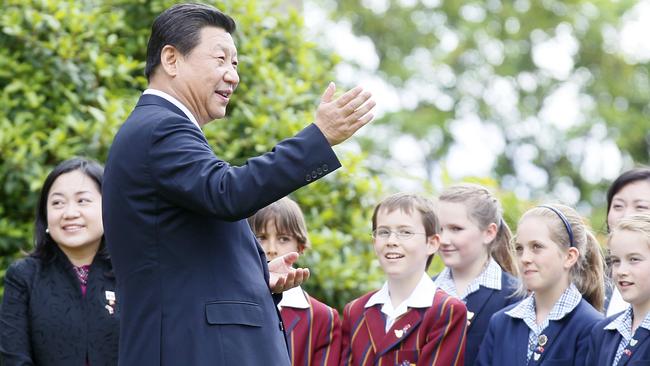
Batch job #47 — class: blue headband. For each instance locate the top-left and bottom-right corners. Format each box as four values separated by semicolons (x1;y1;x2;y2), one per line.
538;205;575;247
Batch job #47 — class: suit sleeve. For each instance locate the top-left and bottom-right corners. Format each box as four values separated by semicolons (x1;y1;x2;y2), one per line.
312;306;342;366
0;262;35;365
421;297;467;366
475;312;499;366
339;303;353;366
149;117;341;220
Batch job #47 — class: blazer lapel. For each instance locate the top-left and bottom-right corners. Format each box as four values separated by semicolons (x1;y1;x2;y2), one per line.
281;307;303;335
618;327;650;366
376;308;423;358
528;320;566;365
364;305;387;355
601;329;622;366
464;287;495;329
512;320;530;366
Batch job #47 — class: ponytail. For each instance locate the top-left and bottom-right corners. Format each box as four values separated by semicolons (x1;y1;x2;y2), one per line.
490;220;519;277
574;231;605;312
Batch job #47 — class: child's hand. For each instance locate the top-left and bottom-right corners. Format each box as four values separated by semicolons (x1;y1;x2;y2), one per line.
268;252;310;293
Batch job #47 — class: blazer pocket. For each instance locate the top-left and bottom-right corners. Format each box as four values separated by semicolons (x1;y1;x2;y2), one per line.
395;350;418;364
205;301;263;327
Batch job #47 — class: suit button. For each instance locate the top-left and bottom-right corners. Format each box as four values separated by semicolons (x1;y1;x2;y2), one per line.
322;164;328;172
305;174;312;182
316;168;322;175
311;171;318;179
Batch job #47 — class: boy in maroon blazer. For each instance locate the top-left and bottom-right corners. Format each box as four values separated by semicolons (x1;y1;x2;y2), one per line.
249;197;341;366
340;193;467;366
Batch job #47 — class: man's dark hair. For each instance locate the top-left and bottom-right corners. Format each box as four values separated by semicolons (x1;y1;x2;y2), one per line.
145;3;236;81
32;157;107;262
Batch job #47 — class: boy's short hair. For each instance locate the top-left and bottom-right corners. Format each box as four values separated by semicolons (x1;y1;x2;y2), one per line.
371;193;440;269
248;197;310;251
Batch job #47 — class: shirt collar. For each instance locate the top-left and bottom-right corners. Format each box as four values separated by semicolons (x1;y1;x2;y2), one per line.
506;283;582;324
143;88;201;131
605;306;650;333
278;286;310;309
366;273;437;309
434;257;503;299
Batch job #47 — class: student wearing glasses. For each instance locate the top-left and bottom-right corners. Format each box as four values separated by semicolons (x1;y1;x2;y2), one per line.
340;193;467;366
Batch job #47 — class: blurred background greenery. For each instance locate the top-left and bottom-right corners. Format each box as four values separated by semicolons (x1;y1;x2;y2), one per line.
1;0;647;311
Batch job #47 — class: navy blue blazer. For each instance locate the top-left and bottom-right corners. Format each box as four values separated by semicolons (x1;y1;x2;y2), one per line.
463;272;522;366
475;299;602;366
586;312;650;366
103;94;341;366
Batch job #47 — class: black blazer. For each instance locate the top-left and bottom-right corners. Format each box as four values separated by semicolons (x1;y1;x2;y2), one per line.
102;94;341;366
0;248;119;366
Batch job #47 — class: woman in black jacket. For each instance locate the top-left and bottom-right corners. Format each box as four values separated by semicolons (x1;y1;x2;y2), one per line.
0;158;119;365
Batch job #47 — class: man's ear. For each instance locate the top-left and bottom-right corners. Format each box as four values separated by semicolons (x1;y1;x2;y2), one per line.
159;45;180;77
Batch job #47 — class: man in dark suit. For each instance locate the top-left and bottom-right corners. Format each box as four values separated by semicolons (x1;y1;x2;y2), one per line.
102;3;374;366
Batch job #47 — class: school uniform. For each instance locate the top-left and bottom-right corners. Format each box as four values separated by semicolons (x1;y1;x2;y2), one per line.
476;284;602;366
586;307;650;366
434;258;521;366
605;285;629;317
340;274;467;366
279;286;341;366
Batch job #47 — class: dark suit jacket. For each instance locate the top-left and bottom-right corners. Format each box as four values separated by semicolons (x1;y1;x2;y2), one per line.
476;299;602;366
586;312;650;366
102;94;340;366
340;289;467;366
281;293;341;366
462;272;522;366
0;248;119;366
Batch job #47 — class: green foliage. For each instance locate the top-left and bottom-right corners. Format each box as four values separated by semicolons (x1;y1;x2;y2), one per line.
0;0;386;308
324;0;650;210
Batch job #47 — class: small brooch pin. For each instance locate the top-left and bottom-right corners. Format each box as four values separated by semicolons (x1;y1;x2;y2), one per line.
538;334;548;347
105;290;116;315
394;324;411;338
630;338;638;347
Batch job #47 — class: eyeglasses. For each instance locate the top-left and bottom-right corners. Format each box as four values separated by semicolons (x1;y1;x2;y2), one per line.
371;228;426;240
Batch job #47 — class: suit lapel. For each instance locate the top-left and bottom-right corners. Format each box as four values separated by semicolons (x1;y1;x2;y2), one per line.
618;327;650;366
465;287;495;329
512;320;530;366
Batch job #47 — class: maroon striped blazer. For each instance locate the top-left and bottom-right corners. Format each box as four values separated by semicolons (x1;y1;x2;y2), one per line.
340;289;467;366
281;293;342;366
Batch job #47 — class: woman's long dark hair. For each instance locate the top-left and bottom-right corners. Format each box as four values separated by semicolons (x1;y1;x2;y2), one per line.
32;157;107;262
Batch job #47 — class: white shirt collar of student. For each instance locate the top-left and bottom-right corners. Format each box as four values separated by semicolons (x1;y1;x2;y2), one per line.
365;273;437;332
143;88;201;131
278;286;310;310
505;283;582;327
434;257;503;299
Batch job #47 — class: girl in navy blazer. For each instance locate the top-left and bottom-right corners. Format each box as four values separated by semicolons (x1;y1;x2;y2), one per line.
433;183;521;366
477;204;604;366
248;197;341;366
0;158;119;366
586;214;650;366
